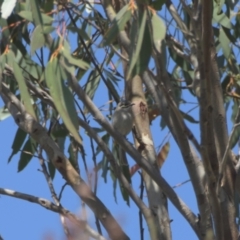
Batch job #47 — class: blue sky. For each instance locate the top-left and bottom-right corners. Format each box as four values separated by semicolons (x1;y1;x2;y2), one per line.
1;0;236;239
0;86;200;240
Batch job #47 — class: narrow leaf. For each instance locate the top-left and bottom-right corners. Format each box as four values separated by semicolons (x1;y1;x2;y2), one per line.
180;110;199;123
101;4;131;46
8;128;27;163
45;59;82;145
18;10;53;24
48;161;56;179
31;25;45;55
12;58;37;120
127;10;147;79
151;13;166;52
30;0;43;26
219;27;231;60
61;46;90;70
18;137;37;172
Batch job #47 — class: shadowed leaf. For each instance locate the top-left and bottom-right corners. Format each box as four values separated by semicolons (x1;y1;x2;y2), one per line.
45;58;82;145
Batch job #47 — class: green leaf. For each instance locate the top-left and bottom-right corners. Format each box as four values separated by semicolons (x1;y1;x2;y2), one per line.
48;161;56;180
18;137;37;172
101;4;131;46
42;0;54;13
57;137;66;152
84;70;101;99
18;10;53;24
67;26;90;41
96;133;110;155
45;58;82;145
18;10;34;21
30;1;43;26
31;25;45;55
180;110;199;124
128;9;151;78
61;42;90;70
42;25;55;34
230;125;240;149
219;27;231;60
11;54;37;120
169;47;192;71
51;124;69;138
111;170;118;203
230;100;240;149
83;69;100;113
150;0;165;10
68;142;76;166
151;13;166;52
213;1;232;29
101;155;109;182
8;128;27;163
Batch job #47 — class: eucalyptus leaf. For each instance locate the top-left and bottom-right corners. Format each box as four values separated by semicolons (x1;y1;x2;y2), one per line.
45;58;82;145
18;137;37;172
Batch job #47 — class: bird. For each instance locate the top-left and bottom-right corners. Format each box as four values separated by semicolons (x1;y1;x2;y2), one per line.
112;101;134;136
112;100;134;176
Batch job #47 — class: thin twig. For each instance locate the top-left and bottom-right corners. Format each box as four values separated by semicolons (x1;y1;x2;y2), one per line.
59;183;68;201
0;188;106;240
218;122;240;191
139;173;144;240
38;148;60;205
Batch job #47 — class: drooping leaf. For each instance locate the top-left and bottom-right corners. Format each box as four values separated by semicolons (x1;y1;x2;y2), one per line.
42;0;54;13
45;58;82;145
96;133;110;155
110;169;118;203
128;9;152;78
83;69;101;113
213;1;232;29
48;161;56;180
67;26;90;41
150;0;166;10
101;155;109;182
68;141;78;169
101;4;132;46
219;27;231;60
18;10;53;24
151;13;166;52
8;128;27;163
230;100;240;149
180;110;199;123
61;43;90;70
18;137;37;172
160;117;167;130
30;0;43;26
31;25;45;55
230;125;240;149
51;123;69;139
42;25;55;34
169;47;192;71
11;54;37;120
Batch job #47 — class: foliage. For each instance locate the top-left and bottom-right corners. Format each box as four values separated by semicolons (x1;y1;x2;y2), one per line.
1;0;240;239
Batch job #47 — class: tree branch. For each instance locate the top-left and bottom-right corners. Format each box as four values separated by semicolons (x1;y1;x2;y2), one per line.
0;83;129;240
0;188;106;240
67;72;201;237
